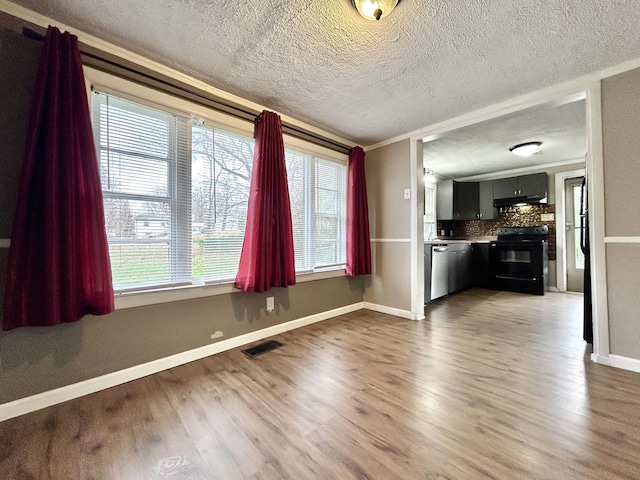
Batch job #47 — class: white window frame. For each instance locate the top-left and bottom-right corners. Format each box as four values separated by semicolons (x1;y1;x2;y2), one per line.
84;67;349;309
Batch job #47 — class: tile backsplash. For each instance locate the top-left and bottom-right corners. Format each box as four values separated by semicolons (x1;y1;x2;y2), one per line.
437;204;556;260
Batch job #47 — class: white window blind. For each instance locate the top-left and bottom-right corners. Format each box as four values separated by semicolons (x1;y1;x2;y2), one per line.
424;184;436;239
92;90;347;293
92;91;191;291
285;150;347;271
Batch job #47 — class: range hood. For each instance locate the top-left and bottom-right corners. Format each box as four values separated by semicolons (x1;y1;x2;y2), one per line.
493;194;547;208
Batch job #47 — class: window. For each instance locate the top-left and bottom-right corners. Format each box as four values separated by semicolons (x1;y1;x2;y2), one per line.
424;183;436;239
286;150;347;271
92;90;346;292
92;93;191;291
572;183;585;270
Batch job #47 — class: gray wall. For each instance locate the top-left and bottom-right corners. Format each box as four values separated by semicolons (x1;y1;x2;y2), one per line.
363;139;412;311
0;27;364;405
602;67;640;360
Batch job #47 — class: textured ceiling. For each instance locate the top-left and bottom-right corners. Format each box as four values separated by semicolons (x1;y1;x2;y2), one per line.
8;0;640;145
424;99;587;179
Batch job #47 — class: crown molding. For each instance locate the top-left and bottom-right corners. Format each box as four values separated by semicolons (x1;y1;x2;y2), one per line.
0;0;355;149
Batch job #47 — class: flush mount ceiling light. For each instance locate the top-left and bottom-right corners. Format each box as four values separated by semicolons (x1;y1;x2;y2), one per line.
351;0;400;21
509;141;542;157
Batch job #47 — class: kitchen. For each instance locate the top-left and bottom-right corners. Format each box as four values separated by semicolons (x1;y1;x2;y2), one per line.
422;97;588;308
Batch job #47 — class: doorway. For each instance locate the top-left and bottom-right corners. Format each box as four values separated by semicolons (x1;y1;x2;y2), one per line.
565;177;585;292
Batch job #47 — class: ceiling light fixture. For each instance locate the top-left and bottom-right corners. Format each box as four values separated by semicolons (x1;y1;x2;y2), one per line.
509;141;542;157
351;0;400;21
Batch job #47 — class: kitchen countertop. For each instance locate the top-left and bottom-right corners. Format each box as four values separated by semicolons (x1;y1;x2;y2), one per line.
424;237;496;245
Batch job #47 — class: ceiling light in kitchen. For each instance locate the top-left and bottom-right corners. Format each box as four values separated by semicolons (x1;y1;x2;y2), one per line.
509;142;542;157
351;0;400;21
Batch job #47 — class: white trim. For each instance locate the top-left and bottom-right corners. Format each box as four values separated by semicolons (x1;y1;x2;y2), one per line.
114;269;348;310
365;51;640;151
554;168;586;292
604;237;640;244
410;137;425;321
0;238;10;248
586;83;610;361
364;302;414;320
591;353;640;374
456;159;585;182
547;286;560;293
609;355;640;373
369;238;411;243
0;302;364;422
590;353;612;366
0;1;354;150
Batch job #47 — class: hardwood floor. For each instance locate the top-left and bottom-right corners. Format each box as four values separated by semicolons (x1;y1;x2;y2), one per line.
2;289;640;479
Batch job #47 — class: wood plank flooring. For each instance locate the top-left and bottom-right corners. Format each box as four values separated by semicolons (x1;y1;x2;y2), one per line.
2;289;640;479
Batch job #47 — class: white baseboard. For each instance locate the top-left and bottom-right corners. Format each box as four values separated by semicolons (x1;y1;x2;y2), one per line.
0;302;364;422
363;302;413;320
590;353;612;365
591;352;640;373
609;354;640;373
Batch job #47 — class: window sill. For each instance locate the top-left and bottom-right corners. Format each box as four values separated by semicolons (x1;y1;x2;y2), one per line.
113;267;347;310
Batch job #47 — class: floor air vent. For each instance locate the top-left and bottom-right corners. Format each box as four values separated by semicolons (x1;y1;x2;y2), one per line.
242;340;284;358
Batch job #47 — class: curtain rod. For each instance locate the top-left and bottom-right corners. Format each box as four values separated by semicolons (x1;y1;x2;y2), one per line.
21;26;354;155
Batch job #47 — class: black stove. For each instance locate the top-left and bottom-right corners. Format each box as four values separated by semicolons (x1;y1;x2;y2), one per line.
496;225;549;241
489;226;549;295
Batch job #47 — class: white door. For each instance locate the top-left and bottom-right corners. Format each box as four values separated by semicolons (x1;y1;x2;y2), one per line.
565;177;585;292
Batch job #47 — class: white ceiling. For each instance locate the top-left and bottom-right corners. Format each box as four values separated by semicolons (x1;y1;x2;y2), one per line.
7;0;640;146
423;99;587;179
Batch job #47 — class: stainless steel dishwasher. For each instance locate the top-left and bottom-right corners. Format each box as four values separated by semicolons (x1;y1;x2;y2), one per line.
430;245;449;300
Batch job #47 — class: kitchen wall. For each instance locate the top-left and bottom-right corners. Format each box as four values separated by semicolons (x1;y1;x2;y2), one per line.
434;164;586;289
438;204;557;260
437;204;558;288
602;66;640;361
0;26;364;405
363;139;412;313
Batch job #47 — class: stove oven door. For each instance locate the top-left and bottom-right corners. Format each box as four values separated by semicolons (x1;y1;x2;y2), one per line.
489;240;546;295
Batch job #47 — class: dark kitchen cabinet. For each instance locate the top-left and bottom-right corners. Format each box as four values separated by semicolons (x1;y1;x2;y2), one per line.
493;173;548;199
473;243;490;287
455;182;479;220
493;177;519;198
447;248;458;293
517;173;548;197
447;243;473;293
426;241;490;303
478;181;495;219
437;180;479;220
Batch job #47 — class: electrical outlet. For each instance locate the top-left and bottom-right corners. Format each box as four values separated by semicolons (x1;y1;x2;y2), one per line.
266;296;274;313
404;188;411;200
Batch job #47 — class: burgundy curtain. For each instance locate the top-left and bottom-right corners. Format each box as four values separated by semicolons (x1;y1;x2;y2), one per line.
346;146;372;276
234;111;296;293
2;26;114;330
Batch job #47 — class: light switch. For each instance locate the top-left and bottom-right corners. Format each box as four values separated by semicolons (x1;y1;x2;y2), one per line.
404;188;411;200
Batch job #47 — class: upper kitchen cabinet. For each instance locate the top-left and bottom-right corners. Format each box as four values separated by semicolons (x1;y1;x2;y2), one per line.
492;177;519;199
493;173;548;202
437;180;479;220
478;181;495;220
517;173;548;197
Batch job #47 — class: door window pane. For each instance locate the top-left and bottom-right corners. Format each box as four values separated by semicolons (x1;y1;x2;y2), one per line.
573;184;585;270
